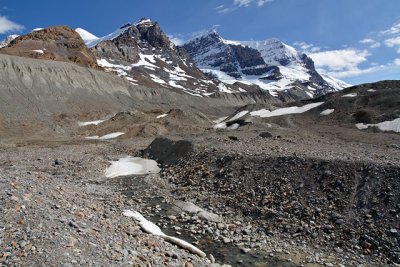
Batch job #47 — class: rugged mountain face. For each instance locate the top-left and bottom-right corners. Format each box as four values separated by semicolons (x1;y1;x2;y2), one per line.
0;26;99;69
183;31;350;98
78;19;222;96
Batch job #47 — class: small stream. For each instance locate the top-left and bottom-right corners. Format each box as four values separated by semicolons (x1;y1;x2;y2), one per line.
108;175;296;267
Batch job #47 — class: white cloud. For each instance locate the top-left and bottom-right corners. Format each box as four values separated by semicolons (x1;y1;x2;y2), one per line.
359;38;380;49
0;15;23;34
218;0;273;12
394;58;400;66
308;48;374;78
309;49;370;71
381;22;400;36
257;0;273;6
234;0;252;7
293;41;321;53
326;66;382;78
217;7;236;13
385;36;400;47
168;34;184;46
381;22;400;53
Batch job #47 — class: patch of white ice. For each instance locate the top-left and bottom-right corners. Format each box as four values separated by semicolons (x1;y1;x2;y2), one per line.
355;118;400;133
105;156;160;178
227;123;240;130
320;109;335;116
156;114;168;119
250;102;324;118
78;120;106;126
86;132;124;140
342;93;357;98
32;49;44;54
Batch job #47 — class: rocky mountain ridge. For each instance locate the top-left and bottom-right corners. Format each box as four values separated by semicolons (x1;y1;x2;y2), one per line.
81;19;222;96
183;31;350;98
0;18;350;100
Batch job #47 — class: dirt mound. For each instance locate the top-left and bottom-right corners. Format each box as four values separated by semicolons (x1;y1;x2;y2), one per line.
143;137;193;166
0;26;99;69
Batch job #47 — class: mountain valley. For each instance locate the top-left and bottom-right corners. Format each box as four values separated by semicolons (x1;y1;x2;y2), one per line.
0;16;399;267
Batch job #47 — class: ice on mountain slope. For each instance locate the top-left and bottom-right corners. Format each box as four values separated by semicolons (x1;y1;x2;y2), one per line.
75;28;99;43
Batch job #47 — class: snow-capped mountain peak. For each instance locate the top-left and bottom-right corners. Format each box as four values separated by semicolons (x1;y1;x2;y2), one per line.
84;24;132;48
135;18;152;25
183;31;349;98
75;28;98;43
0;34;19;48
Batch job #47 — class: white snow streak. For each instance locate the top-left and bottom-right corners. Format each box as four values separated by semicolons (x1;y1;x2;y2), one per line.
320;109;335;116
250;102;324;118
78;120;106;126
85;132;124;140
341;93;357;98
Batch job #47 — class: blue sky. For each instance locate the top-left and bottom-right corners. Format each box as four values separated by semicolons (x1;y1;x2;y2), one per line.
0;0;399;85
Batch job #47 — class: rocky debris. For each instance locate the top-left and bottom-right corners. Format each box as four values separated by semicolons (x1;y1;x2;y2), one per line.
173;201;222;223
259;132;273;138
0;26;99;69
143;137;193;166
0;143;212;267
162;144;400;265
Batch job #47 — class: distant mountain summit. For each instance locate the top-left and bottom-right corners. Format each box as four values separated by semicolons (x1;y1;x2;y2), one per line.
0;34;19;48
76;19;221;96
0;26;99;69
183;31;350;98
